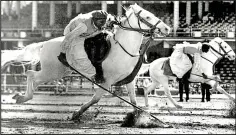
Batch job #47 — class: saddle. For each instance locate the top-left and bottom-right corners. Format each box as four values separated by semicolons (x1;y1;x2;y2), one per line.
162;54;194;78
161;58;175;76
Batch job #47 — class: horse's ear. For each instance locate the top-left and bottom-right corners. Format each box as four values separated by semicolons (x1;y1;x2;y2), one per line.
121;5;128;11
214;37;221;41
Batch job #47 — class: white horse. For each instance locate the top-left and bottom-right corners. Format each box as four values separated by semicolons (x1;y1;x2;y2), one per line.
139;37;235;108
7;4;170;120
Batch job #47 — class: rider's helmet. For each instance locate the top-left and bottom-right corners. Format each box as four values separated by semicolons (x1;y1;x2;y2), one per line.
92;10;108;30
202;43;210;53
201;39;210;53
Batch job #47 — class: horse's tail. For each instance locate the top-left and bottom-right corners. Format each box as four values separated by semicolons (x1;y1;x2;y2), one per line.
137;63;150;76
1;42;44;71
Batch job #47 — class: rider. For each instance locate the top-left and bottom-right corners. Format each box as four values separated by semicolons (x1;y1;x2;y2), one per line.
58;10;113;83
169;41;210;82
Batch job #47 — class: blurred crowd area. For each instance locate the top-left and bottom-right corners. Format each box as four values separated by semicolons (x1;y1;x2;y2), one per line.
1;1;235;37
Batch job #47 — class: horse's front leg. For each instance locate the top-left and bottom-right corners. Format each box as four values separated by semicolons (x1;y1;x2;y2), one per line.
71;86;107;121
126;81;137;109
144;81;158;107
161;78;183;109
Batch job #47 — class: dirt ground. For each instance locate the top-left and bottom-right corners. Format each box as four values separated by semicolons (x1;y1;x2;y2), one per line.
1;92;235;134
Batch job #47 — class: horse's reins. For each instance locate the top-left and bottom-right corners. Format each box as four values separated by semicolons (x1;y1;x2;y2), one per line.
120;9;161;35
115;6;162;34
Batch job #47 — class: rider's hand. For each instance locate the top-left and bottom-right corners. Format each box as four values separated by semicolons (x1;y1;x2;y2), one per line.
104;14;116;29
202;73;208;79
106;20;117;30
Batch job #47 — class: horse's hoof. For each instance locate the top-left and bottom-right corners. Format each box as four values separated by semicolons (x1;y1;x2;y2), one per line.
13;93;25;104
15;96;26;104
71;111;82;122
12;93;20;99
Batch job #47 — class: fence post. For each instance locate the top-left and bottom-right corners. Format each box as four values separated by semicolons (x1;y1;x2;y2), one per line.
41;29;44;37
65;78;69;93
3;74;7;92
80;77;82;89
55;79;58;94
92;81;94;90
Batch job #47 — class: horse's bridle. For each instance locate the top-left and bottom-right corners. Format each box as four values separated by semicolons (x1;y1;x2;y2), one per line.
118;7;163;36
211;41;232;57
202;40;232;64
112;7;164;57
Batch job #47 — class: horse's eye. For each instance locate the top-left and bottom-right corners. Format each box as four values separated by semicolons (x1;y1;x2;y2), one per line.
146;16;151;20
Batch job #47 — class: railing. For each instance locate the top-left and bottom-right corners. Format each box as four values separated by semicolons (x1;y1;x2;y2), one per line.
1;27;235;39
1;28;64;39
1;74;96;94
1;74;235;95
164;27;235;38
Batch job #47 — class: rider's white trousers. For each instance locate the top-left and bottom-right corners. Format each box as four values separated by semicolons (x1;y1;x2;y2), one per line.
66;37;96;77
169;50;192;78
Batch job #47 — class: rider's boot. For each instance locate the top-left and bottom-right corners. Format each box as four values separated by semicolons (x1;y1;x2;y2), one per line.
58;52;70;67
92;63;105;84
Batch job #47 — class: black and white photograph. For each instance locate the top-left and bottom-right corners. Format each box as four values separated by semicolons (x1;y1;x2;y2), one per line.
1;1;235;134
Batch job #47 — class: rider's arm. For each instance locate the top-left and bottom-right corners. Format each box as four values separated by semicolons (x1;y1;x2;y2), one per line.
63;14;86;36
64;22;88;41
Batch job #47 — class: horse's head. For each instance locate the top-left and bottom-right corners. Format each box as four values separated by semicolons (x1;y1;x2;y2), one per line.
123;3;171;37
208;37;235;61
